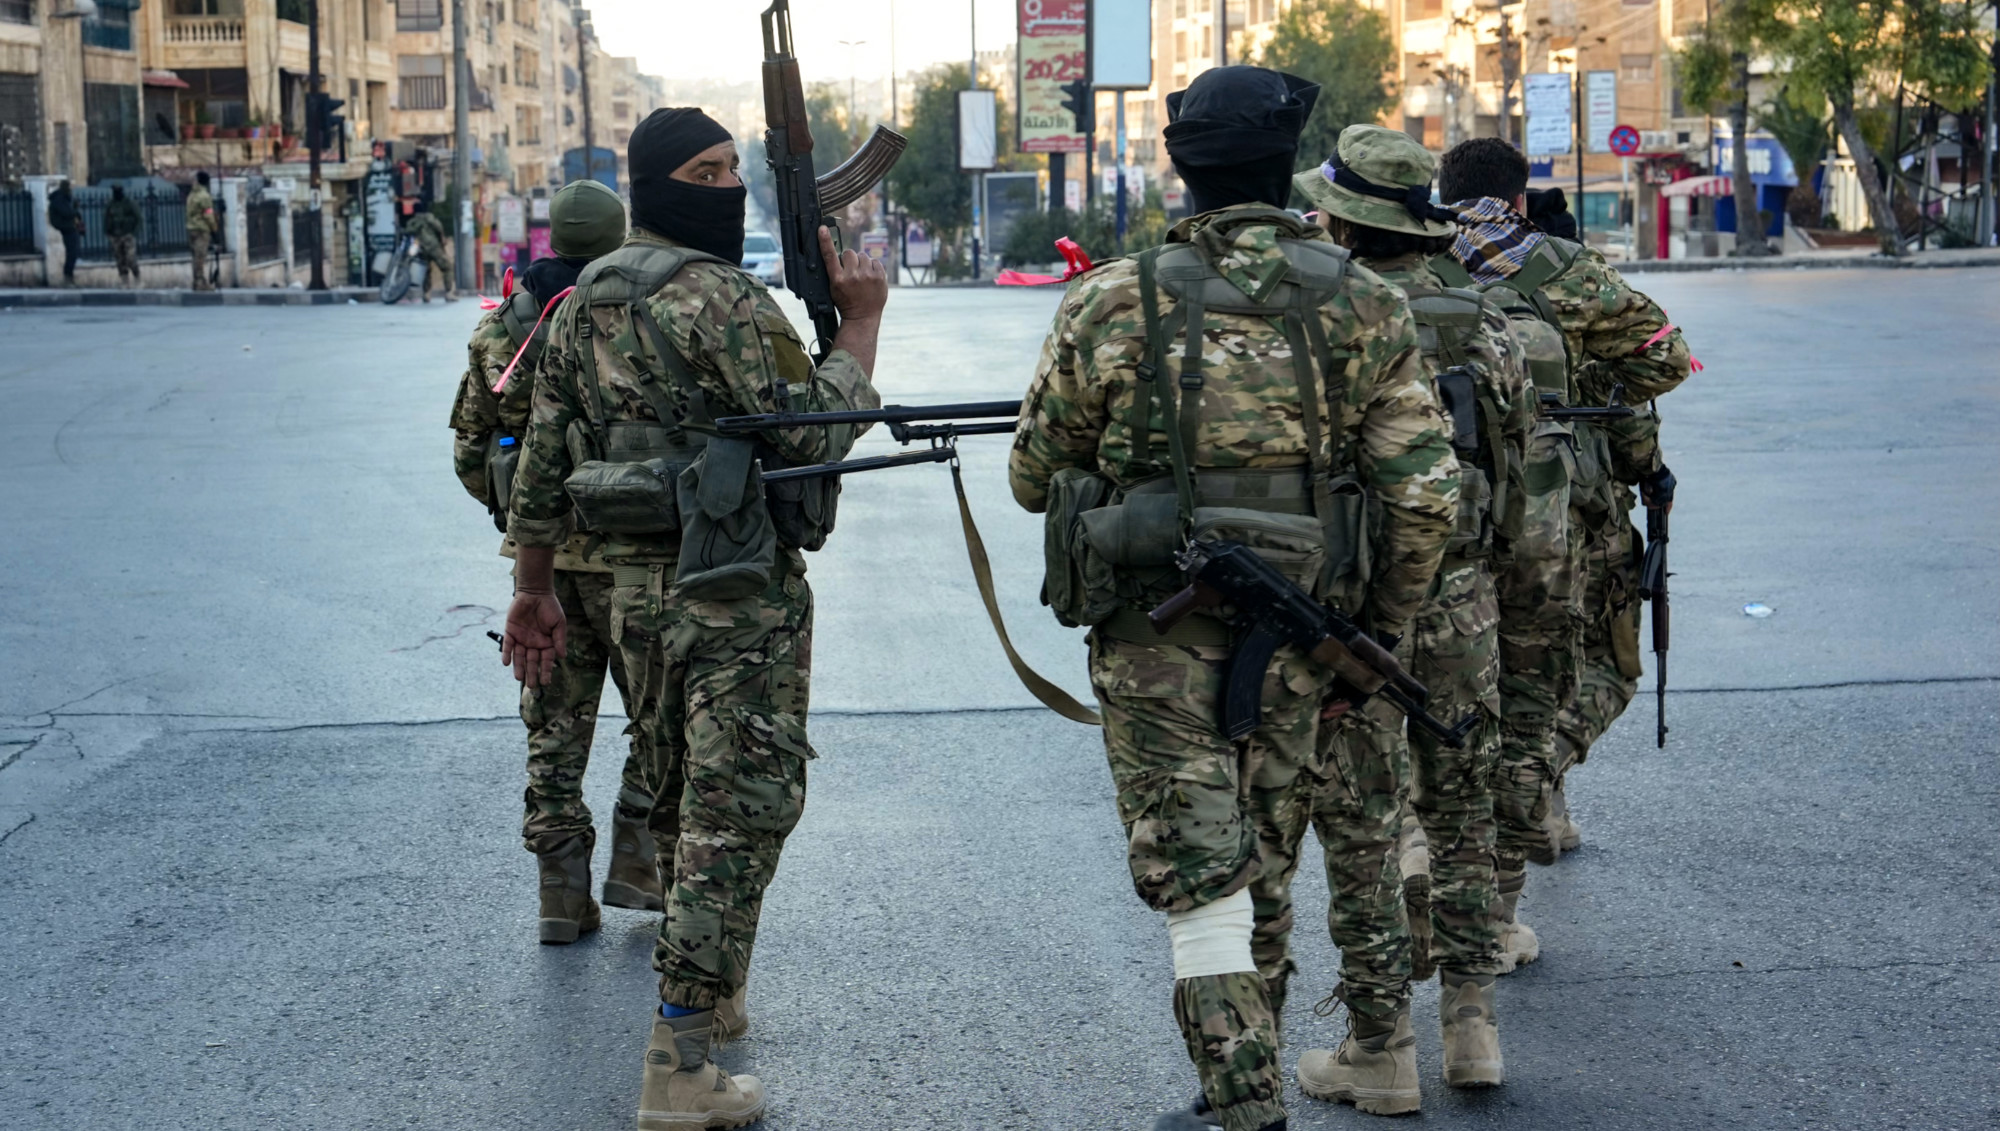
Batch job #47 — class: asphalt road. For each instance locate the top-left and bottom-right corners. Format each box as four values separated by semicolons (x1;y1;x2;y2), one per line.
1;267;1996;1130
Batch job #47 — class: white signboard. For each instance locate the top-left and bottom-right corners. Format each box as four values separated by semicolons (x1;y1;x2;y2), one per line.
1523;72;1573;157
1585;71;1618;154
1091;0;1154;90
496;196;527;244
958;89;999;171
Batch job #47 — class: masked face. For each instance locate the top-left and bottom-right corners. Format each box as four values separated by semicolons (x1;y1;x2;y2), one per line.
631;140;748;265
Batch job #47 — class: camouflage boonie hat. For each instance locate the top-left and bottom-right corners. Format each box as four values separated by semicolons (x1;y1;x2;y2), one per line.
1294;124;1456;239
550;178;628;259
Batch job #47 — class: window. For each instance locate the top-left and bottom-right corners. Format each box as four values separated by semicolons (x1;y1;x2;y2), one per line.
396;0;442;32
84;0;137;50
1405;0;1443;18
1620;53;1655;82
0;0;32;27
515;104;541;145
398;55;447;110
173;0;244;13
743;234;778;254
515;46;540;89
514;0;535;28
612;101;630;121
276;0;308;23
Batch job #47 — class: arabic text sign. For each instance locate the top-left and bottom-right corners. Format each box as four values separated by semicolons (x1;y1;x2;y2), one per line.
1018;0;1088;154
1585;71;1617;154
1523;72;1573;158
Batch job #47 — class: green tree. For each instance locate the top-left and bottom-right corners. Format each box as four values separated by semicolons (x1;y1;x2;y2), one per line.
807;83;858;170
1688;0;1991;256
1677;19;1776;255
1759;86;1834;225
886;65;973;274
1253;0;1399;202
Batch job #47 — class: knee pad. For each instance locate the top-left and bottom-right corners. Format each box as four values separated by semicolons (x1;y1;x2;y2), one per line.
1166;886;1257;980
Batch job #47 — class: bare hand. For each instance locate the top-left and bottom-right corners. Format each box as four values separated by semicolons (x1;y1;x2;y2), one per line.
1320;700;1353;723
501;590;567;688
821;226;888;323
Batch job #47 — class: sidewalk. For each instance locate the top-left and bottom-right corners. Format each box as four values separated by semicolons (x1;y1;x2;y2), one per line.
0;286;380;308
1618;245;2000;273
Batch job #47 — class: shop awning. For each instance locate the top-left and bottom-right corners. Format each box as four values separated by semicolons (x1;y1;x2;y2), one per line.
143;70;190;89
1659;174;1732;198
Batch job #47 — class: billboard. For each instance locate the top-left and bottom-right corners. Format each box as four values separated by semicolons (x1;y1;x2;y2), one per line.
1585;71;1617;154
959;89;1000;171
1017;0;1088;154
1091;0;1152;90
1523;72;1573;158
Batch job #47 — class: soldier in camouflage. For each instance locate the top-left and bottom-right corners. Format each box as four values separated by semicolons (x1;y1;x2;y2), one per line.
1435;138;1691;965
448;178;655;947
1010;70;1458;1131
1291;124;1567;1109
502;108;886;1130
404;205;454;302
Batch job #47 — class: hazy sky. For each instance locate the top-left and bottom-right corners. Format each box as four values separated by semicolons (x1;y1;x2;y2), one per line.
586;1;1020;87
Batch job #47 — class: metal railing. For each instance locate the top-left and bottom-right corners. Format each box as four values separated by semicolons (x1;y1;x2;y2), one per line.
70;187;207;260
0;188;32;255
246;198;282;263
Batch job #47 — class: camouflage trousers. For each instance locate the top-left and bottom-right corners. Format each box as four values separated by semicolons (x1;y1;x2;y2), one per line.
520;568;653;856
1308;693;1413;1027
1385;558;1505;977
1554;513;1643;779
614;562;814;1012
111;235;139;283
418;240;453;297
188;231;214;290
1090;631;1325;1131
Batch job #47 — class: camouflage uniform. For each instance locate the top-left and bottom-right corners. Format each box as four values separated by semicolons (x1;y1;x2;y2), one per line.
1010;206;1458;1131
508;229;878;1010
1327;253;1546;983
407;210;453;298
449;307;654;858
1442;221;1690;873
186;185;217;291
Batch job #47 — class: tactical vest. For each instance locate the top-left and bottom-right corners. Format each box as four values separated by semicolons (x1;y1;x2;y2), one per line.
1402;283;1509;560
478;290;551;533
559;243;839;600
1044;228;1374;643
1430;237;1617;523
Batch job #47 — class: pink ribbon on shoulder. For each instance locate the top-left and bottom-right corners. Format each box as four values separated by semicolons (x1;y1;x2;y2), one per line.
1638;323;1704;373
490;285;576;394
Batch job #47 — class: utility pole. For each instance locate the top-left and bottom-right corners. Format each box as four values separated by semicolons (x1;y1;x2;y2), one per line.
306;0;326;290
1983;0;1998;246
969;0;982;280
451;0;472;292
838;40;868;132
1115;92;1128;247
1497;13;1518;145
1217;0;1228;67
575;6;595;181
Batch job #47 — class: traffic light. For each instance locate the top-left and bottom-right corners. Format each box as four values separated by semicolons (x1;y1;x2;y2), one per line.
1059;79;1094;138
306;92;346;151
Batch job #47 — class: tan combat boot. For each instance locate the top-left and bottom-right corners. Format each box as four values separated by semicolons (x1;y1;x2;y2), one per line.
637;1009;765;1130
1550;784;1582;854
1439;973;1504;1087
1297;1006;1421;1116
1493;869;1540;974
711;987;749;1045
536;834;601;945
604;813;666;911
1400;820;1434;984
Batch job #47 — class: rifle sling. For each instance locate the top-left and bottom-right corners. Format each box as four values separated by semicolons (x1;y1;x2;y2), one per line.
949;463;1102;726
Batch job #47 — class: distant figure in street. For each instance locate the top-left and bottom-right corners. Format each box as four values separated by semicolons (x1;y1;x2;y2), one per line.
403;205;453;301
105;185;142;288
46;180;82;287
186;172;217;292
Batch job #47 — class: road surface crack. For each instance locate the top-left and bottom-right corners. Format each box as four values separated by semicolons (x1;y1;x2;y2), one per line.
389;605;499;653
0;813;34;845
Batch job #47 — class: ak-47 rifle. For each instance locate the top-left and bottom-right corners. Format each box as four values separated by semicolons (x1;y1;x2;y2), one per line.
1150;540;1480;747
1540;382;1636;424
762;0;908;365
713;400;1022;483
1637;467;1674;748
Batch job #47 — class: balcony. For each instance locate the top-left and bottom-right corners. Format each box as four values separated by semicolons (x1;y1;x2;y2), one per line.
164;17;246;70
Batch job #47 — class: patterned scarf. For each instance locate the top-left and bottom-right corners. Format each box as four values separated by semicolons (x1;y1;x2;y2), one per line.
1448;196;1546;284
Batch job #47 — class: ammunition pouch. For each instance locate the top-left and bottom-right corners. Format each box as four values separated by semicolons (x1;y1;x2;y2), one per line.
486;433;522;533
1041;468;1119;628
675;436;779;601
564;459;683;535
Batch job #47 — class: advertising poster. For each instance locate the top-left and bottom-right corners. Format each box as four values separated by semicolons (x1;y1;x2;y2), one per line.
1018;0;1089;154
1586;71;1618;154
1523;72;1574;157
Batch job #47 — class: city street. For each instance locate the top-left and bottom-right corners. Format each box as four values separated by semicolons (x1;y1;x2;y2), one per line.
1;267;1996;1130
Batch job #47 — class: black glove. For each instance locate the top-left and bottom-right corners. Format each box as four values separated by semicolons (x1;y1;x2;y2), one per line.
1640;465;1677;509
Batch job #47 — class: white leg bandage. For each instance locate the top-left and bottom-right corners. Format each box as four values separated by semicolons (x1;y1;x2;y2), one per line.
1165;886;1258;980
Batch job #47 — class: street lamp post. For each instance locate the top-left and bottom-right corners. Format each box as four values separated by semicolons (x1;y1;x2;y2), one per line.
307;0;325;290
451;0;472;292
837;40;868;133
574;5;595;181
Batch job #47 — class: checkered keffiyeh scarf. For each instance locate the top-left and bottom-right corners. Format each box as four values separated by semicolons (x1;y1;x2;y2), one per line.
1449;196;1546;284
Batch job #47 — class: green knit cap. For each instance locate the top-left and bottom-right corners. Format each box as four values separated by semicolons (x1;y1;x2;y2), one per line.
549;179;627;259
1294;124;1456;238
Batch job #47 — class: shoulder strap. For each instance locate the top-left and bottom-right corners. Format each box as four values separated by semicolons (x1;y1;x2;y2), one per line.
1428;253;1476;289
1133;248;1168;471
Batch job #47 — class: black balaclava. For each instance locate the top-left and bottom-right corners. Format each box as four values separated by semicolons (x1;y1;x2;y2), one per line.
519;255;592;308
1165;66;1320;215
628;107;746;265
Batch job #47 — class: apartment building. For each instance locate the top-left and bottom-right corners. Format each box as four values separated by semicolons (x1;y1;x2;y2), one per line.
2;0;143;184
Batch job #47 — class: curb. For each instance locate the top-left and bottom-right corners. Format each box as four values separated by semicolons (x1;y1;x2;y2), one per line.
1617;250;2000;274
0;287;382;308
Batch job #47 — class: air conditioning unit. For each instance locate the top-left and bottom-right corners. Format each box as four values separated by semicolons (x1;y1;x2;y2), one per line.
1639;130;1674;152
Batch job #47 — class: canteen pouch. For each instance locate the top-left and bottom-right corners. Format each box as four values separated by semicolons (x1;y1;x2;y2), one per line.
1079;490;1181;568
765;467;841;552
486;434;522;532
563;459;682;535
675;436;778;601
1041;467;1119;628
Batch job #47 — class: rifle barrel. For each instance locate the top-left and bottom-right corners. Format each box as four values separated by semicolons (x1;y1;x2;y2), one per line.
718;400;1022;433
761;446;957;483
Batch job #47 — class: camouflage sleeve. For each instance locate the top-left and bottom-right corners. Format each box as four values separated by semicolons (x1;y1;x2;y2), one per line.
1551;252;1690;483
505;297;586;548
1008;273;1117;513
669;272;880;467
1349;301;1460;637
449;313;517;507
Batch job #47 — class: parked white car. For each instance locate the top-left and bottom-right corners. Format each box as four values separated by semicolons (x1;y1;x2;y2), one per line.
742;231;783;286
